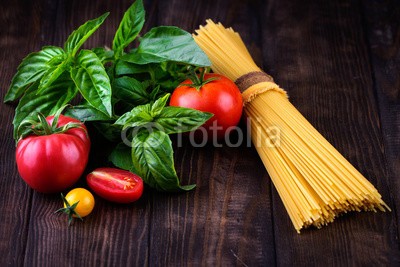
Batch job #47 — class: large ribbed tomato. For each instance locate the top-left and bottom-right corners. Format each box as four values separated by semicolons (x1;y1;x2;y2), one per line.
170;72;243;139
16;114;90;193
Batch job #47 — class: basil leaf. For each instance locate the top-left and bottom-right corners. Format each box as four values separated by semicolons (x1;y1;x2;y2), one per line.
37;57;70;94
114;93;169;127
65;104;113;121
114;61;186;94
131;129;195;192
113;76;149;105
4;46;65;102
112;0;145;57
148;84;163;100
93;122;123;142
155;106;213;134
70;49;113;117
114;104;152;127
150;93;169;116
114;59;150;76
91;47;114;63
121;26;211;66
109;143;133;171
153;62;188;91
64;12;109;56
13;74;77;139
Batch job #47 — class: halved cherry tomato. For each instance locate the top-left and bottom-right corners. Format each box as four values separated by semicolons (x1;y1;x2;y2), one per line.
86;168;144;204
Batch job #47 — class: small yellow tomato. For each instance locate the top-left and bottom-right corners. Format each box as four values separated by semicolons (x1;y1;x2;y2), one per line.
56;188;95;225
64;188;95;217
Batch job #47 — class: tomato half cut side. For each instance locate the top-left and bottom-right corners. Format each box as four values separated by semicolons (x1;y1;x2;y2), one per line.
86;168;144;204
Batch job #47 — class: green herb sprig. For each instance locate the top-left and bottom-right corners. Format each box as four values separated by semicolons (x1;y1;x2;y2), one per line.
4;0;211;192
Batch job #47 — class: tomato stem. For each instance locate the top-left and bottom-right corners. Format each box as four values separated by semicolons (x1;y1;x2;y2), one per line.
16;105;87;143
182;67;219;91
55;193;83;226
37;112;53;135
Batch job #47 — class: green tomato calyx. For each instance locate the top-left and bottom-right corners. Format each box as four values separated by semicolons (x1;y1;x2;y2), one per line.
16;105;87;143
181;67;219;91
55;193;83;226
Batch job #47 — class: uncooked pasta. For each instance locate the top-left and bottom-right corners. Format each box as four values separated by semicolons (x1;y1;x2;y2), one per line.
194;20;389;233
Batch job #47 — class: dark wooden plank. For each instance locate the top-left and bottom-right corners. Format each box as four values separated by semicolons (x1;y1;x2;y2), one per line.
148;0;277;266
149;142;275;266
0;0;48;265
361;0;400;236
260;0;400;265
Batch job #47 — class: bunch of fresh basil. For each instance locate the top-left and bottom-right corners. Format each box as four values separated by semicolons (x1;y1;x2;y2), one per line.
4;0;212;192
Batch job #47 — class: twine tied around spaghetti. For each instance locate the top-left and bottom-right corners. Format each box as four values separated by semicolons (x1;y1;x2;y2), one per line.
235;71;288;105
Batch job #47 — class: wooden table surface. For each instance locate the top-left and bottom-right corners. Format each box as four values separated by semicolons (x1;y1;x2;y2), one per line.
1;0;399;266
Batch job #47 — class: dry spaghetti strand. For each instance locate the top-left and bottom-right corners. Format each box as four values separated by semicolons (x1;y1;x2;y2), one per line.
194;20;390;233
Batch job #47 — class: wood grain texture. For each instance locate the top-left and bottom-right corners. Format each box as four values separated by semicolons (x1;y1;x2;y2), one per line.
260;0;400;265
0;1;42;265
0;0;399;266
361;0;400;235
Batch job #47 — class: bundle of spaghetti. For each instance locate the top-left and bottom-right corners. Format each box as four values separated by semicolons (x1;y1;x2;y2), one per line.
194;20;390;233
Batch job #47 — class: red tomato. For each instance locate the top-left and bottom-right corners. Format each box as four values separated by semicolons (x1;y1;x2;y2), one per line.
86;168;144;204
16;115;90;193
170;73;243;139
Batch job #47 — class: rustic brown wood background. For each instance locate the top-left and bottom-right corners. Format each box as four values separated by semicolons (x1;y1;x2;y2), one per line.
1;0;399;266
